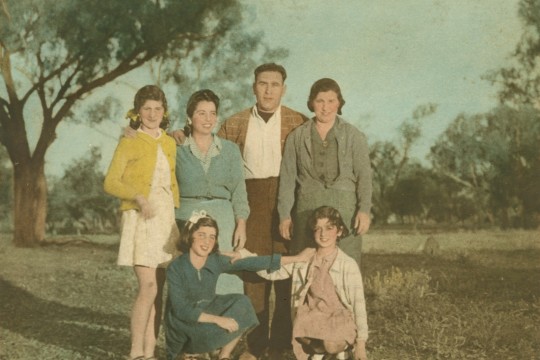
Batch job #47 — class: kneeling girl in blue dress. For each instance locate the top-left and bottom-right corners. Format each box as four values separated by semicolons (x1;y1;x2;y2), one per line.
165;211;312;360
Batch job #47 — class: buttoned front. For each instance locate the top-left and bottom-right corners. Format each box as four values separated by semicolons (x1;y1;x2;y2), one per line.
104;129;179;211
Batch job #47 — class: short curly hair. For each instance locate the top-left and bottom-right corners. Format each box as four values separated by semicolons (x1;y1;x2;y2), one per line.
309;206;349;241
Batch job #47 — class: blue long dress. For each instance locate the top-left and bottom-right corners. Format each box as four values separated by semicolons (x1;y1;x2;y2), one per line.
175;136;249;294
165;253;281;360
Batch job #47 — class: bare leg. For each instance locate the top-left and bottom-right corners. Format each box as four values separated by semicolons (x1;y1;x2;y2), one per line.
218;335;242;359
143;268;165;358
130;266;164;359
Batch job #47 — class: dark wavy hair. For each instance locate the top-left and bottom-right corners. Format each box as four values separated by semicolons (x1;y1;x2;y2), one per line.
129;85;170;130
307;78;346;115
183;89;220;137
253;63;287;83
179;215;219;253
309;206;349;241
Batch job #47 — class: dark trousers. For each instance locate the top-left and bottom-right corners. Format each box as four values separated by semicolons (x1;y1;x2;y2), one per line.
243;178;292;356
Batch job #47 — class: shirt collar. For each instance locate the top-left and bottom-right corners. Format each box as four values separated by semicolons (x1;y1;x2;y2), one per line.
251;104;282;122
184;135;222;150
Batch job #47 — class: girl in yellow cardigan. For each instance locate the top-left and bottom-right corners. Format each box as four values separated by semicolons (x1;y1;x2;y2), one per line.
104;85;180;360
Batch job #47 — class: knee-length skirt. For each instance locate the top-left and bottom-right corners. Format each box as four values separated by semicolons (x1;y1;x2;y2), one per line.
117;186;180;268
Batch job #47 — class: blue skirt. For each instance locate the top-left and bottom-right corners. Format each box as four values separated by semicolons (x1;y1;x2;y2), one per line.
166;293;259;359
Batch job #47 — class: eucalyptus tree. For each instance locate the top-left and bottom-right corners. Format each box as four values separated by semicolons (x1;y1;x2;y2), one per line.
487;0;540;106
369;103;437;224
429;106;540;228
48;147;117;235
0;0;253;246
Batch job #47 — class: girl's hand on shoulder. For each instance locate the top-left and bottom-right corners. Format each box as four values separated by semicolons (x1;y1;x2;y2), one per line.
215;316;239;333
280;247;315;265
220;250;242;264
297;247;316;262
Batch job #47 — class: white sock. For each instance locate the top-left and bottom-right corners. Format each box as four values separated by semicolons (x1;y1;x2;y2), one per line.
336;350;350;359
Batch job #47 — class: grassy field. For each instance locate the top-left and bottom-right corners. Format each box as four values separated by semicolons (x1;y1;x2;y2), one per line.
0;230;539;360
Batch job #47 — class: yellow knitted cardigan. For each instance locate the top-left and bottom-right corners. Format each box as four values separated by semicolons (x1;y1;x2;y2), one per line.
104;130;180;211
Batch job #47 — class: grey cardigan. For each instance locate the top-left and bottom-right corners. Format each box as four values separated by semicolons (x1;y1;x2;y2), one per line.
277;117;372;221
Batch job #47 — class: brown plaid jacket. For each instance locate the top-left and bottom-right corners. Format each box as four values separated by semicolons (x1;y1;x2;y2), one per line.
217;105;308;154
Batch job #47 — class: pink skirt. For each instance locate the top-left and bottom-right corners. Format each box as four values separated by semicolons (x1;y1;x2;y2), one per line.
293;304;356;344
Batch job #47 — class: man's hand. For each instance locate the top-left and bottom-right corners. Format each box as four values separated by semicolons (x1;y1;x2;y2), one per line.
354;211;371;235
279;218;293;240
233;219;247;250
124;126;137;138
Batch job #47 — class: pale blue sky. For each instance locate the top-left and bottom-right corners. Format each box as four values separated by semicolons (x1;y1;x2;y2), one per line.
44;0;522;176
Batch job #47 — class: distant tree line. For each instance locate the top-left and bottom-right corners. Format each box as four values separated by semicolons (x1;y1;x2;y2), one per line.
371;105;540;229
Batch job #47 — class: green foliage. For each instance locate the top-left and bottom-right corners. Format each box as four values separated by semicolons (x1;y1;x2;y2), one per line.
485;0;540;105
1;0;218;84
154;5;289;122
369;104;437;225
370;141;399;224
430;105;540;228
1;0;284;245
387;164;440;224
47;147;118;234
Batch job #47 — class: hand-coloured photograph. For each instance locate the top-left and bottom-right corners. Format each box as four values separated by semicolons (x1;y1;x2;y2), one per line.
1;1;538;359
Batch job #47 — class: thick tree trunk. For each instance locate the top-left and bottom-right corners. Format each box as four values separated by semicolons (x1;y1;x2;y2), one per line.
13;160;47;247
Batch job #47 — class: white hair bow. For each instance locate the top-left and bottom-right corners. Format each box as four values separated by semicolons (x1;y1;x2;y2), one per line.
188;210;208;225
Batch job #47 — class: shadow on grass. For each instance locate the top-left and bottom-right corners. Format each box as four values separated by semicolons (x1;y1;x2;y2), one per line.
0;277;129;359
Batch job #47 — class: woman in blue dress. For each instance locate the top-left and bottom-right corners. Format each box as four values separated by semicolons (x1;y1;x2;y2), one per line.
165;211;312;360
175;89;248;294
